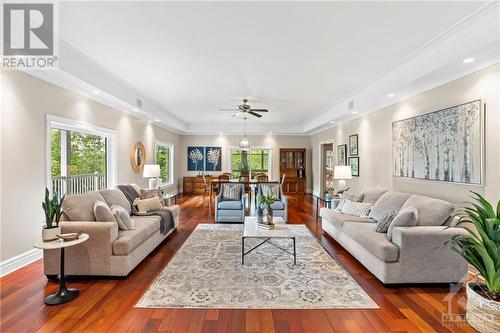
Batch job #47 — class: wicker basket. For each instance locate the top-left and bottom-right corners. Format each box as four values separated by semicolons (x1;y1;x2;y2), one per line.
466;281;500;333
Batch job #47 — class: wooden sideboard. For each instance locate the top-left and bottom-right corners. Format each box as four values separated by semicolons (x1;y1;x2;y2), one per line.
182;176;215;194
280;148;306;194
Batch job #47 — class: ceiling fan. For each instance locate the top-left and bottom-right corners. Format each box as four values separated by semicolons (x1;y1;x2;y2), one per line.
219;98;269;118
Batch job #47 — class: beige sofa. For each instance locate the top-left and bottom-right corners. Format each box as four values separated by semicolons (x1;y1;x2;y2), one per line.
43;184;180;277
320;187;468;284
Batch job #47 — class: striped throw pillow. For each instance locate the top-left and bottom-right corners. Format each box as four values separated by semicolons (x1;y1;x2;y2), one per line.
223;184;241;200
341;200;372;217
261;185;280;199
375;212;396;233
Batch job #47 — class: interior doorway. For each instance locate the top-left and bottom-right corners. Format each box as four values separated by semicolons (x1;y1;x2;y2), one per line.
319;142;334;195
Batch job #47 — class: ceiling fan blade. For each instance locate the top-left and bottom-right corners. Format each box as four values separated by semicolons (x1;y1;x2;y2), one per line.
250;109;269;112
248;111;262;118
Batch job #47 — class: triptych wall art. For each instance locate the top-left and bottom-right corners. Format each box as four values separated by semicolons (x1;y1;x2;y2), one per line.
392;100;482;184
187;146;222;171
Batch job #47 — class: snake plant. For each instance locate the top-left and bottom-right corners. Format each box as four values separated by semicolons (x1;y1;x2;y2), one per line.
42;188;65;229
447;191;500;300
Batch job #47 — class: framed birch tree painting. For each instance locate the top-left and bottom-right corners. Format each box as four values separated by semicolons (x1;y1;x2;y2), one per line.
392;100;482;184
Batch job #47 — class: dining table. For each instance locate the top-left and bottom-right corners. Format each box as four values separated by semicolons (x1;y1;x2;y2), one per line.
209;179;280;205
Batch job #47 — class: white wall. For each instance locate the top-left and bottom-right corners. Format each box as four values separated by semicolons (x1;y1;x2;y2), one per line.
180;135;312;191
311;64;500;204
1;71;181;263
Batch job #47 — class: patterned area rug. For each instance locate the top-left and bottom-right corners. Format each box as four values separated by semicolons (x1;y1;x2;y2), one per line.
136;224;378;309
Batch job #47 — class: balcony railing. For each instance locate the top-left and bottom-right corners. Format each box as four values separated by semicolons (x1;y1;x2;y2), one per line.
52;172;106;196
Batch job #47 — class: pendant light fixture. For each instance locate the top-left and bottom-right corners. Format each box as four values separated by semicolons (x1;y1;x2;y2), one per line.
239;117;250;151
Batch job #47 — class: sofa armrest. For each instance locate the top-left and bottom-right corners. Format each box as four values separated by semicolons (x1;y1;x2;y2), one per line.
60;221;119;245
160;205;180;227
392;226;468;282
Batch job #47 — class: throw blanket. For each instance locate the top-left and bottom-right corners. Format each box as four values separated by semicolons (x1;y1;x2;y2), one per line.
117;185;174;235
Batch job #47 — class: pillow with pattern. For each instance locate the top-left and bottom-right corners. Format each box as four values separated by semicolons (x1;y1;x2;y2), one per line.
335;193;363;211
375;211;396;233
140;188;163;201
223;184;241;200
341;199;372;217
133;196;164;213
261;185;280;199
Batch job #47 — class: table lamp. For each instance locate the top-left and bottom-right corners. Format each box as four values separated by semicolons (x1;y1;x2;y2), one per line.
334;165;352;190
143;164;161;189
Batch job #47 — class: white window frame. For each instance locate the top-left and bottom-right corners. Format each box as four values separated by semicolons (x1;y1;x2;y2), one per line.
228;147;273;179
155;140;174;186
45;114;117;192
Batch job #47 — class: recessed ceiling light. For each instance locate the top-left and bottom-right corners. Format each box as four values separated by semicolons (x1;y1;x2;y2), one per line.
155;119;160;122
93;90;100;95
387;94;396;98
330;121;335;124
219;131;223;135
268;131;272;135
352;111;358;114
463;58;474;63
133;108;138;112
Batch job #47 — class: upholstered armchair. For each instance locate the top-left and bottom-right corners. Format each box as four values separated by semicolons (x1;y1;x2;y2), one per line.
257;183;288;223
215;183;245;223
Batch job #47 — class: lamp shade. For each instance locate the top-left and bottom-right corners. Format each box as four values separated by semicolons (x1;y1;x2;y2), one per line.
334;166;352;179
239;138;250;151
143;164;160;178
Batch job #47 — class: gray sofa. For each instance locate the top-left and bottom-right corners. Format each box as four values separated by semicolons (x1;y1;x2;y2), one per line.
43;184;180;277
320;187;468;284
215;183;245;223
257;183;288;222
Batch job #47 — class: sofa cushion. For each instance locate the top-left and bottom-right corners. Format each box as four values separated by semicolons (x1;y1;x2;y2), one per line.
375;212;396;233
341;200;372;217
218;200;243;210
94;200;116;222
387;206;418;241
369;191;412;221
223;184;241;200
270;201;285;210
401;194;454;226
343;222;399;262
133;196;163;213
112;217;160;255
361;187;388;204
335;193;363;211
100;188;132;215
261;184;281;199
320;208;374;228
63;192;105;221
111;205;135;230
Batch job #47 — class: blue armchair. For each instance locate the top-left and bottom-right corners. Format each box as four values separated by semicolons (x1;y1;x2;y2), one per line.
215;183;245;223
257;183;288;223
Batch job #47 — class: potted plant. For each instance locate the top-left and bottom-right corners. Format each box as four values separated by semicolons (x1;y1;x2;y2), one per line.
42;188;65;241
446;191;499;333
258;193;276;224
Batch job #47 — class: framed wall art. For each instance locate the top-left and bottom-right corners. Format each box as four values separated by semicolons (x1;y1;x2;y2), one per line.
349;156;359;177
187;146;205;171
205;147;222;171
349;134;358;156
337;144;347;166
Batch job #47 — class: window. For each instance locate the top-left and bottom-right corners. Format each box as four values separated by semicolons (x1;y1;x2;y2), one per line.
47;115;116;196
155;141;174;185
230;148;271;178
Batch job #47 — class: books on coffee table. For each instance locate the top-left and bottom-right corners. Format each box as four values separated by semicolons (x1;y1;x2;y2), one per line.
257;223;275;230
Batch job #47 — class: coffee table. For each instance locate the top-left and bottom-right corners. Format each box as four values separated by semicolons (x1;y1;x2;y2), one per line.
33;233;89;305
242;216;297;265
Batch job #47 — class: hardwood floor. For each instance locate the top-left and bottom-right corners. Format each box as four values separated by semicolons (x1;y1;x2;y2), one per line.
0;194;475;333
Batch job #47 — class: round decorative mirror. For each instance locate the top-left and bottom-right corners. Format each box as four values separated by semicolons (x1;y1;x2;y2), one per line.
130;142;146;173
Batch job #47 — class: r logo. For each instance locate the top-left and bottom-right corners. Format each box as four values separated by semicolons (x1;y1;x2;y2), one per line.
3;3;53;56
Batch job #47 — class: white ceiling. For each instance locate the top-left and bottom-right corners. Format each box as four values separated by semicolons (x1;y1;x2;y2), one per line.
49;1;498;134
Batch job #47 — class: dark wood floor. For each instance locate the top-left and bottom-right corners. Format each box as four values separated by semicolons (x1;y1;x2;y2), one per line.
0;194;475;333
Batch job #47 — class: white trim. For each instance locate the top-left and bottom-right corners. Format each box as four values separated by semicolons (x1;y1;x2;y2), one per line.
155;140;175;187
45;114;118;192
0;249;42;277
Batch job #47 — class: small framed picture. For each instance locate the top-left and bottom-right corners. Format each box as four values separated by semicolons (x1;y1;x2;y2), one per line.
337;144;347;166
349;156;359;177
349;134;358;156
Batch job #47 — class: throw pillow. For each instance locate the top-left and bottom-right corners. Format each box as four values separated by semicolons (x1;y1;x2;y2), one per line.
93;200;116;222
335;193;363;211
386;206;418;241
223;184;241;200
261;185;280;199
375;211;396;233
111;205;136;230
341;200;372;217
140;188;163;201
133;196;164;213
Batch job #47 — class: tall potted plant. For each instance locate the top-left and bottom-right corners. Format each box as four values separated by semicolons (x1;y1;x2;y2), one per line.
447;192;499;333
42;188;65;241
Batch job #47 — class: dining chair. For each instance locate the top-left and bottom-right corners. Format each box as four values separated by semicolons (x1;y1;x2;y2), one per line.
256;173;268;182
239;175;251;197
201;174;210;204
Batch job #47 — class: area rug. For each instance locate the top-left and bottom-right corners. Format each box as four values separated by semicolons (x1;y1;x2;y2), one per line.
136;224;378;309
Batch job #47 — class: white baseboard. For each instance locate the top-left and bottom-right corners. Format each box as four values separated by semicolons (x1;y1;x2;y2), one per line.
0;248;43;277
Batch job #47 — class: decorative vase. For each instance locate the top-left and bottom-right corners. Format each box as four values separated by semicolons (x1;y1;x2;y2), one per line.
42;225;61;242
262;205;273;224
466;281;500;333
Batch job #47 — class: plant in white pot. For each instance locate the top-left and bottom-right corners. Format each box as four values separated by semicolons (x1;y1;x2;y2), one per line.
42;188;65;241
447;192;499;333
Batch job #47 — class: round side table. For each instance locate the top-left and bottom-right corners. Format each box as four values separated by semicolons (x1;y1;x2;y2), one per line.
33;233;89;305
